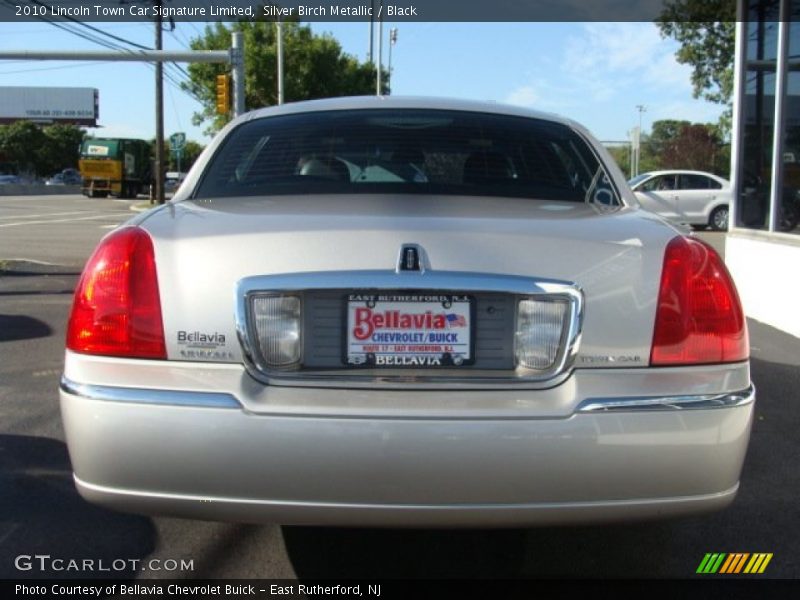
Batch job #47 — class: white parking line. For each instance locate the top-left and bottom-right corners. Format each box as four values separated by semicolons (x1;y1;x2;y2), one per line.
0;210;89;221
0;214;127;228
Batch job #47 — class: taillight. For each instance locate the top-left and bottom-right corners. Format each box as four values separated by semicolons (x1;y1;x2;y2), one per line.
67;227;166;359
651;236;747;366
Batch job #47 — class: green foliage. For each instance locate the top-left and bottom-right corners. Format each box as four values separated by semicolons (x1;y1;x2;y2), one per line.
184;21;386;135
605;145;631;178
171;140;205;172
642;119;730;175
657;0;736;134
0;121;84;176
657;1;735;104
648;119;692;159
0;121;44;173
40;124;86;174
148;138;205;173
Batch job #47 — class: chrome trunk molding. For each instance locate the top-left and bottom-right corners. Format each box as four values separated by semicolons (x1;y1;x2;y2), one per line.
235;269;584;390
577;384;755;412
60;376;242;409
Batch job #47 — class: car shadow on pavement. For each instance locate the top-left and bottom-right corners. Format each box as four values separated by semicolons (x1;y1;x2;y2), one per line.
282;522;686;578
283;354;798;579
0;434;157;579
0;314;53;342
282;526;528;578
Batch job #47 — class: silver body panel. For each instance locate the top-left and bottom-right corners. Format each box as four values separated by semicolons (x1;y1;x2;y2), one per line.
60;364;753;526
61;97;754;525
143;195;674;371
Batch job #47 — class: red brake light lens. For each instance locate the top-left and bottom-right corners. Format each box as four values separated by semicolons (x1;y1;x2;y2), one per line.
67;227;166;359
651;236;748;366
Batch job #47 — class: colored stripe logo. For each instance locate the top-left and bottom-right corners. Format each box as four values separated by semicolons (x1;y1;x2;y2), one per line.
696;553;773;574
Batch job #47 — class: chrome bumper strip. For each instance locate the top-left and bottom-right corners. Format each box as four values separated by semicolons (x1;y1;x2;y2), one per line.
60;377;242;409
577;384;755;413
62;376;754;414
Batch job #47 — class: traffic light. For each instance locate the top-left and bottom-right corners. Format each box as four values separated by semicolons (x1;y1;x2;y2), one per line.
215;74;231;115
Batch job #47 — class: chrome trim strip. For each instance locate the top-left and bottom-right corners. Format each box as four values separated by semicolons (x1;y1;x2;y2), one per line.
74;474;739;511
235;269;584;390
60;376;242;409
577;384;755;413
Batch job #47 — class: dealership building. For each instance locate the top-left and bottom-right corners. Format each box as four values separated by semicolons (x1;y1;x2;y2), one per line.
727;0;800;337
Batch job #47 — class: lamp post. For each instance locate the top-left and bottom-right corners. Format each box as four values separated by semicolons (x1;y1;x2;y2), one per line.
635;105;647;176
276;19;284;105
376;2;384;95
388;28;398;88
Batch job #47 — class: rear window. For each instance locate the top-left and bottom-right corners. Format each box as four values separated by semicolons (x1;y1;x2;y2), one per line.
195;109;619;205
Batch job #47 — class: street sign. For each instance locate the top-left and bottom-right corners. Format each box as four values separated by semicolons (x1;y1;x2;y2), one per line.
169;132;186;151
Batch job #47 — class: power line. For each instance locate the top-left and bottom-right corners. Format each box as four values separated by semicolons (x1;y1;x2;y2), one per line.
24;0;151;50
0;61;116;75
4;0;201;101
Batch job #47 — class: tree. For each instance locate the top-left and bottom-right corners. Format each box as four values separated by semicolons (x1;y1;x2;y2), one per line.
170;140;204;173
0;122;84;176
661;123;723;172
648;119;691;158
40;124;85;174
657;0;736;105
636;119;729;175
0;121;45;174
148;139;206;174
657;1;736;132
184;21;386;134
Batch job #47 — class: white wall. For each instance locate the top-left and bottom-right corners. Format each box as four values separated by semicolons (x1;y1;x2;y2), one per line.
726;233;800;339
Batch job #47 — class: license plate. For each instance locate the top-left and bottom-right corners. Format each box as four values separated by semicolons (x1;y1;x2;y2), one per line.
346;293;473;367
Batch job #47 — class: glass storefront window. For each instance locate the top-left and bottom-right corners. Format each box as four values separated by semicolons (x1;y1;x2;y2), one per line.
738;7;777;231
782;12;800;235
735;0;800;233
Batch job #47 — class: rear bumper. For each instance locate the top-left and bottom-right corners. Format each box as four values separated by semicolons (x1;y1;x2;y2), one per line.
60;377;754;526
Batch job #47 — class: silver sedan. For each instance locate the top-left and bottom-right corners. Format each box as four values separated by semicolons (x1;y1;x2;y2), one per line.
629;170;732;231
60;97;754;526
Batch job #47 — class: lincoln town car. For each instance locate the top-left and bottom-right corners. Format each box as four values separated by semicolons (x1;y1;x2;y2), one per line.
60;97;754;526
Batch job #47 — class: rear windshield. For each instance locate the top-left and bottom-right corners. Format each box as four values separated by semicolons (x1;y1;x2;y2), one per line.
195;109;619;205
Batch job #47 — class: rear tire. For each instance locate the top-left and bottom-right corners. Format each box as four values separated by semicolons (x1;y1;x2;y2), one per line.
709;205;729;231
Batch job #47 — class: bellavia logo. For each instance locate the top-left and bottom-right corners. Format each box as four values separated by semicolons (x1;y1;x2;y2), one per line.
696;553;773;574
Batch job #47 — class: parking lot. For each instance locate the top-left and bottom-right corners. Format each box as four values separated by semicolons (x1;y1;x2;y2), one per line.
1;194;798;580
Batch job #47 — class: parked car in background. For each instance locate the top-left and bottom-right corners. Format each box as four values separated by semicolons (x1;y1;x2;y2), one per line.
46;169;82;186
164;171;187;192
0;174;21;185
628;170;731;231
61;97;754;527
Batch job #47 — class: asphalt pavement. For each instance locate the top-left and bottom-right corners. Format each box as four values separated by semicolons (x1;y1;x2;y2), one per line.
1;194;798;581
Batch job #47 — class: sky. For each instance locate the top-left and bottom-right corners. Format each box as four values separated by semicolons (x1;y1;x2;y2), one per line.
0;20;726;145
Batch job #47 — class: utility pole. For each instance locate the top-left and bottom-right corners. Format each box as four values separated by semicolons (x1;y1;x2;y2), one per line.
0;43;239;196
276;20;284;105
154;0;165;205
376;1;383;95
232;32;245;116
368;0;374;63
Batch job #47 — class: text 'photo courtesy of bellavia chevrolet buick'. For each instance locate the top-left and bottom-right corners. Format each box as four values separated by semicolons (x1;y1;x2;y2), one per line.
60;97;754;527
